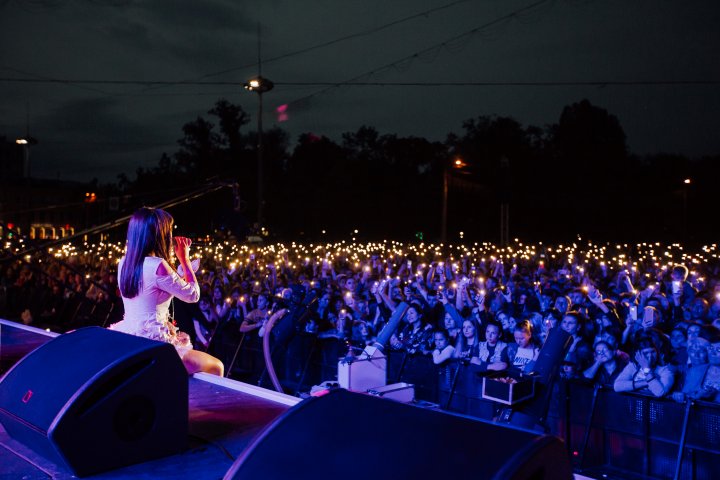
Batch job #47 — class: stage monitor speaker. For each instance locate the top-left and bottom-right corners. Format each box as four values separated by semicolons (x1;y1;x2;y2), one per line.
0;326;188;477
224;388;572;480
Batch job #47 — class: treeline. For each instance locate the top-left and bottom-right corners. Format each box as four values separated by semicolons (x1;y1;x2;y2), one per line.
109;98;719;243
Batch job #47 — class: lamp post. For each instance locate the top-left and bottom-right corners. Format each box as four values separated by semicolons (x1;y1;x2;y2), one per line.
243;76;274;226
682;178;691;240
441;157;467;243
15;137;37;178
499;156;510;247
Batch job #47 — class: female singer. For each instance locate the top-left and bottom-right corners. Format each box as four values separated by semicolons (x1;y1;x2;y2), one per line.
109;207;224;375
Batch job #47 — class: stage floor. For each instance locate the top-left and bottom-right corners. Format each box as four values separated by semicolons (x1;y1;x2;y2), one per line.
0;320;298;479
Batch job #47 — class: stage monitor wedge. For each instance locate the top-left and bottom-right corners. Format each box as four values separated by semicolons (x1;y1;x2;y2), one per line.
0;327;188;477
225;388;572;480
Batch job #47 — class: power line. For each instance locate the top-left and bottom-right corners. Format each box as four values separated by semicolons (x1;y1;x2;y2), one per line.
195;0;475;80
0;77;234;86
282;0;562;108
0;65;115;95
280;81;720;87
2;77;718;87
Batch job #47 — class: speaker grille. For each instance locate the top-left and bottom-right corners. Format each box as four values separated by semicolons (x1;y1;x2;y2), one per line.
113;395;156;442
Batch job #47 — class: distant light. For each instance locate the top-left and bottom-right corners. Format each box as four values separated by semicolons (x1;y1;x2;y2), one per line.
243;76;274;93
16;139;28;145
276;104;289;122
684;178;691;184
452;157;467;169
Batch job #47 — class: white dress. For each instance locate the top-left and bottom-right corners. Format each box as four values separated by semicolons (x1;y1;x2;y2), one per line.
109;256;200;359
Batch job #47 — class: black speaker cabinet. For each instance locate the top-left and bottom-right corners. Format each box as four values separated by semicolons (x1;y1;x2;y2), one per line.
224;388;572;480
0;327;188;477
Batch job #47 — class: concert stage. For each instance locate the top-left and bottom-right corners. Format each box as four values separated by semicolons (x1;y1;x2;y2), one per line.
0;320;298;479
0;320;590;480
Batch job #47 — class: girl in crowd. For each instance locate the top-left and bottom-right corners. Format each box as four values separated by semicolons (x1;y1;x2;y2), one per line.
561;312;592;370
110;207;223;375
443;312;461;346
351;320;375;349
454;319;480;361
211;285;231;322
431;329;456;365
390;304;433;355
469;321;508;372
506;320;540;373
240;292;270;334
496;310;517;343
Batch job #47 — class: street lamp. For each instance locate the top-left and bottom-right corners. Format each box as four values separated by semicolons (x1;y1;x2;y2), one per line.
15;137;38;178
243;75;274;226
441;157;467;243
682;178;691;240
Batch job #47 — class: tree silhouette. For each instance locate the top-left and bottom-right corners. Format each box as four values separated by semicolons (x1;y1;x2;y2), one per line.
109;97;720;243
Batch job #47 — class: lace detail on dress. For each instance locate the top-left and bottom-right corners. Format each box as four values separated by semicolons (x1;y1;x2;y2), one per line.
109;311;193;359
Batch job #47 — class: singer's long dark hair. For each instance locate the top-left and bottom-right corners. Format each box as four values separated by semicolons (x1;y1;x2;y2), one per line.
119;207;174;298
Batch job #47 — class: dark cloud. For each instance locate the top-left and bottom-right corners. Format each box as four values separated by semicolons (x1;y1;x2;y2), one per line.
28;96;176;181
137;0;254;34
2;0;720;183
39;97;149;144
124;0;256;64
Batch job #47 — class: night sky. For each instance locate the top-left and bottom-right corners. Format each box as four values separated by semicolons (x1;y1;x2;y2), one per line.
1;0;719;183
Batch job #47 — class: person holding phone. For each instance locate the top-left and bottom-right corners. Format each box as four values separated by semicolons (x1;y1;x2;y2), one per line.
389;304;433;355
110;207;224;376
667;264;697;324
622;303;644;351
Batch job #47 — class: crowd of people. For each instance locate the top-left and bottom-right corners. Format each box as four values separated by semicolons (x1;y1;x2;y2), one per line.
3;237;720;404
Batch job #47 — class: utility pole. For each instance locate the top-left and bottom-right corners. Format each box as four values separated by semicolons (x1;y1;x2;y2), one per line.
499;156;510;246
243;25;273;227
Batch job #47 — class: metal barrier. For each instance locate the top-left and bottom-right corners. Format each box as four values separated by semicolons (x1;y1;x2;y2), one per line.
562;382;720;480
394;359;720;480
